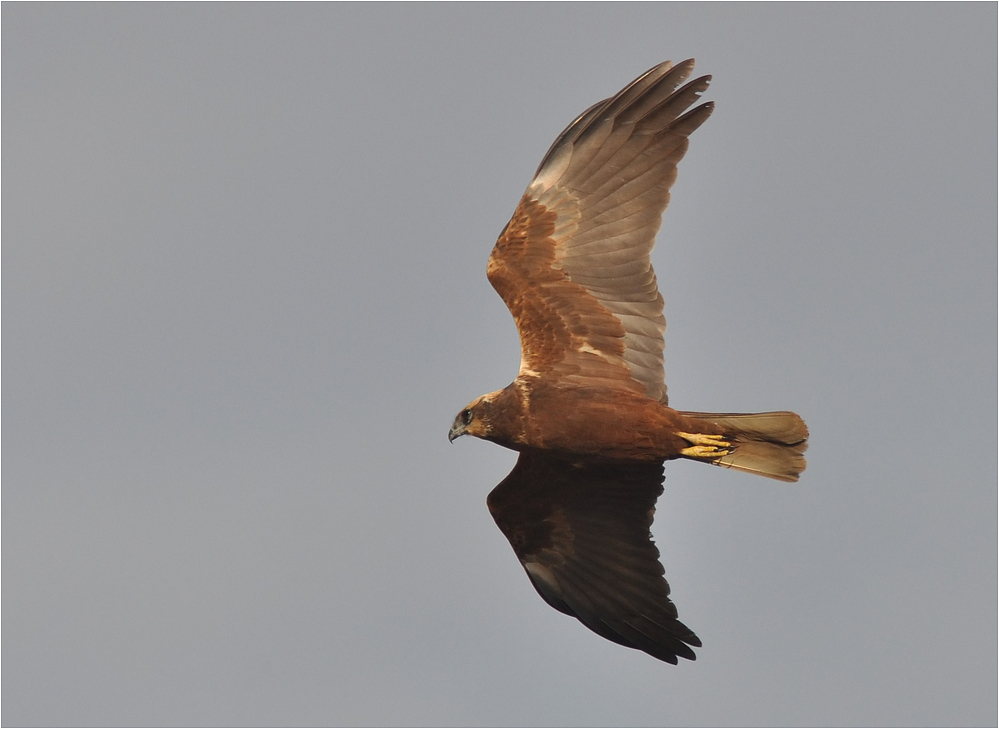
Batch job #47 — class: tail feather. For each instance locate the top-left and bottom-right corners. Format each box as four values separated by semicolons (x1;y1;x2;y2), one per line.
679;410;808;482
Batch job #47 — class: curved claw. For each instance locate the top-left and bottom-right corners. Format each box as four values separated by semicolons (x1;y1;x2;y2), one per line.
676;431;732;459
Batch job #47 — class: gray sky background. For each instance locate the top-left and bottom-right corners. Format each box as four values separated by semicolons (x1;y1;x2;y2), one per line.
4;4;996;726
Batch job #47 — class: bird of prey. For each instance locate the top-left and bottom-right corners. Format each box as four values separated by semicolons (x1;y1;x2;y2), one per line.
449;60;808;665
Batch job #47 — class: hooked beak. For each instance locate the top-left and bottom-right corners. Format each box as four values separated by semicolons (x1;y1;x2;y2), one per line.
448;417;467;443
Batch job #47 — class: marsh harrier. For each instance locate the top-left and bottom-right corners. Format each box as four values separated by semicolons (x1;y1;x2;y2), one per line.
449;60;808;664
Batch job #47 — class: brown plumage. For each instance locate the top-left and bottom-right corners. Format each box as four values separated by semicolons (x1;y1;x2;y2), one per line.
449;60;808;664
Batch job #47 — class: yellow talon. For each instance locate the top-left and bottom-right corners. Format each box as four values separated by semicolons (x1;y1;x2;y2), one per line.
677;432;732;459
680;444;727;458
677;432;730;448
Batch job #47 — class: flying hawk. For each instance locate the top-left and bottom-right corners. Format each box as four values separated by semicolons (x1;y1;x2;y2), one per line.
449;60;808;665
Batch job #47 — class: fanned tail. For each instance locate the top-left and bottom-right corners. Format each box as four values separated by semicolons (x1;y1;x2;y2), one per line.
679;410;809;482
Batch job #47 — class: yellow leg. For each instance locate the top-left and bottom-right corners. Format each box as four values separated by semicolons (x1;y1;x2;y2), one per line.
676;431;732;459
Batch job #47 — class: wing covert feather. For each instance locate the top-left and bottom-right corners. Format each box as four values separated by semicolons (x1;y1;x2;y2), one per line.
487;60;713;402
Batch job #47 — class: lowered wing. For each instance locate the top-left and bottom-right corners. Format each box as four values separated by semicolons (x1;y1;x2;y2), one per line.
487;451;701;664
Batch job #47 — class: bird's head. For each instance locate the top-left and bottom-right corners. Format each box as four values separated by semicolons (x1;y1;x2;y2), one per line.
448;392;500;443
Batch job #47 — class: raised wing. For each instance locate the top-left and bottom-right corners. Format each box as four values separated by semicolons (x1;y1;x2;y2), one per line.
487;60;713;403
487;451;701;664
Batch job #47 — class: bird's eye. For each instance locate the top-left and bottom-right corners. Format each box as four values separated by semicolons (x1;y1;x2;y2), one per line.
461;408;473;424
